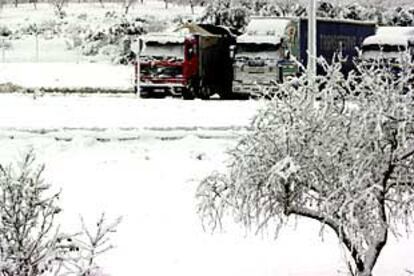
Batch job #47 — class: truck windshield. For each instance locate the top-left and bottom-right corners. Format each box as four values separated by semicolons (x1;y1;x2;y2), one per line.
141;65;183;78
237;43;281;53
235;43;283;61
362;44;407;53
156;66;183;77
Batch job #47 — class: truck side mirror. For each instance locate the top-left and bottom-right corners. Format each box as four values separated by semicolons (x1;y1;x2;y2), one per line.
284;50;291;60
229;45;236;59
186;47;194;60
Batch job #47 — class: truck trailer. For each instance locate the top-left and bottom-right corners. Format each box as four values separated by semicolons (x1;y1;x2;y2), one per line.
233;17;376;96
181;24;236;100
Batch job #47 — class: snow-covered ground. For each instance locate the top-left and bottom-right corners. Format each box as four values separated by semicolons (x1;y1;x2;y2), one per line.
1;1;413;275
0;93;412;276
0;63;134;90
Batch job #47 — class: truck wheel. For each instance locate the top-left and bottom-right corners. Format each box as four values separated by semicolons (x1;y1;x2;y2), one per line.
200;86;210;100
218;91;232;100
182;86;195;100
218;86;238;100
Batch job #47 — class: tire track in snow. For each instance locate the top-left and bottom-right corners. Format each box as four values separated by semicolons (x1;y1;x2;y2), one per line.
0;126;252;142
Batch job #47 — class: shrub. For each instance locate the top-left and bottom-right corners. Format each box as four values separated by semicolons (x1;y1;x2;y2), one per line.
0;151;121;276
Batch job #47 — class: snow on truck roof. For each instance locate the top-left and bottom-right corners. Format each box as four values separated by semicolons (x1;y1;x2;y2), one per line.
141;29;188;45
237;16;376;45
363;35;408;47
363;27;414;46
141;24;235;45
237;17;291;45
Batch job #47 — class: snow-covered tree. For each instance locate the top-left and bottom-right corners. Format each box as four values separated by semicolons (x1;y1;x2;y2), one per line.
200;0;414;28
197;55;414;276
50;0;67;18
266;0;306;16
0;151;65;276
61;213;122;276
123;0;136;14
200;0;250;31
0;151;121;276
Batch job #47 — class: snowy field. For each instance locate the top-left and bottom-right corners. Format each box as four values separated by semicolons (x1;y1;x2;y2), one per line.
1;1;414;275
0;93;412;276
0;63;135;90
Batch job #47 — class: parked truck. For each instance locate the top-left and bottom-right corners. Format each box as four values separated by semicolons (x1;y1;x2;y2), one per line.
233;17;376;96
137;31;186;98
136;23;236;100
361;27;414;61
361;27;414;89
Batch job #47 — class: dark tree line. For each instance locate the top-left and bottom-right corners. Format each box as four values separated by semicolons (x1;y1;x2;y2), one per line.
201;0;414;32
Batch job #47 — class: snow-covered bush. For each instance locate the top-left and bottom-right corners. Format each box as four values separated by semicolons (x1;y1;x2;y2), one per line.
0;151;121;276
201;0;250;31
387;7;414;26
62;13;145;63
197;55;414;276
60;213;122;276
18;20;63;38
50;0;67;19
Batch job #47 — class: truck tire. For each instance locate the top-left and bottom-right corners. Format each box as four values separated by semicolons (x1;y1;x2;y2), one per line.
199;86;210;100
218;91;233;100
182;84;196;100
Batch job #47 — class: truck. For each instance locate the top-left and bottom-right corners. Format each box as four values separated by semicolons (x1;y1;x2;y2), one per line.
137;31;186;98
233;17;376;96
136;24;236;100
361;27;414;61
361;27;414;90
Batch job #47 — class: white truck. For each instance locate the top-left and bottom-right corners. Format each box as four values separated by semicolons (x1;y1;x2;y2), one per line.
232;17;293;97
361;27;414;61
233;17;376;97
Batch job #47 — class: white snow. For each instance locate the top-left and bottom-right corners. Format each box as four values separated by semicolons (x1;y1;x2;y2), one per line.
237;17;291;45
0;94;262;130
0;94;412;276
142;30;188;45
363;27;414;47
363;35;408;47
0;2;413;276
0;63;134;90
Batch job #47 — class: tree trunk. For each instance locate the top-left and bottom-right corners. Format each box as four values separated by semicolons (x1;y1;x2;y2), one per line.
356;270;372;276
164;0;168;9
353;226;388;276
